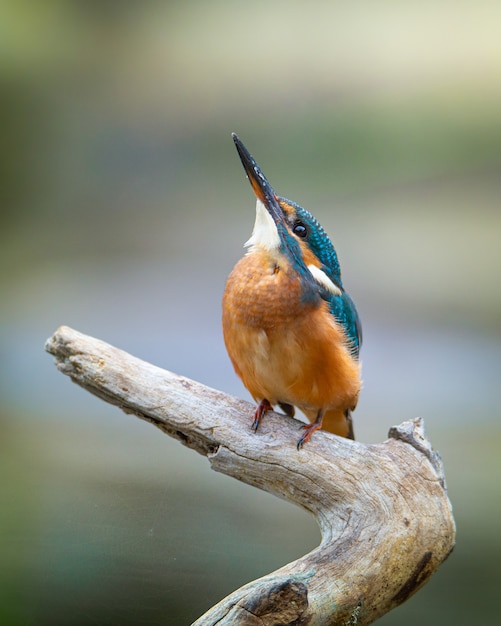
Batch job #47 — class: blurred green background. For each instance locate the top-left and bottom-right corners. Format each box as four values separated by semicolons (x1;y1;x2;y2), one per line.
1;1;500;624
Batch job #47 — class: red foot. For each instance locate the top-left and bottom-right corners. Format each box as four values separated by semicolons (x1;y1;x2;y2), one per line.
297;410;324;449
252;399;272;432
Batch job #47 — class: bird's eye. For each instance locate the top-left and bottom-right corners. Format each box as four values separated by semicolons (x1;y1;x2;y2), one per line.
293;221;308;238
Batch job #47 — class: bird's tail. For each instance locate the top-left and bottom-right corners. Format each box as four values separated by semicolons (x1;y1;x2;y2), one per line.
321;408;355;440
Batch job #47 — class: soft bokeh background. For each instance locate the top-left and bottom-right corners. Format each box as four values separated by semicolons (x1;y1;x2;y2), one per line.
1;1;500;624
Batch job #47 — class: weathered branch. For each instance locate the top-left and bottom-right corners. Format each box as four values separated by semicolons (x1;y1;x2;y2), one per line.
45;326;455;625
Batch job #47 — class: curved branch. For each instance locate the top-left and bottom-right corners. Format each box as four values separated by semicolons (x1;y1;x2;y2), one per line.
45;326;455;626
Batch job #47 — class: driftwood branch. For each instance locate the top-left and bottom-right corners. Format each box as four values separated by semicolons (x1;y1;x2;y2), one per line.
45;326;455;625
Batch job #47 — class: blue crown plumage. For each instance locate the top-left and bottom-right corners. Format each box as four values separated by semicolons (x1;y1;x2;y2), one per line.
279;197;362;359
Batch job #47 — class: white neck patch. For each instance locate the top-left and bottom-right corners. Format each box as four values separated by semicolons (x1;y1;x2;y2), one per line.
245;199;281;252
308;264;342;296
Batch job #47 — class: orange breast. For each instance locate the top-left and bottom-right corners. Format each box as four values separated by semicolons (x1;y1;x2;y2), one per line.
222;252;361;421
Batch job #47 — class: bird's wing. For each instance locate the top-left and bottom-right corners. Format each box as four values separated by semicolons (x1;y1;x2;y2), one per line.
326;291;362;359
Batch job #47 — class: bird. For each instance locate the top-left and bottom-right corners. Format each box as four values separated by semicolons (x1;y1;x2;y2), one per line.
222;133;362;449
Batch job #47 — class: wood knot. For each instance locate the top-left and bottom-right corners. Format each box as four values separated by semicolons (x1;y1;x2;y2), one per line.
240;578;310;625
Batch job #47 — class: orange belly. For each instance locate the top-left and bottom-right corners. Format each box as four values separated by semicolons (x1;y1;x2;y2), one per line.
222;253;361;433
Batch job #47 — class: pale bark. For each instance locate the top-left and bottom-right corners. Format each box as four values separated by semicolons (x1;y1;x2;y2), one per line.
45;325;455;625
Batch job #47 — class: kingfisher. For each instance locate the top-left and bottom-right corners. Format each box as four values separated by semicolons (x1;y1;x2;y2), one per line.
222;134;362;449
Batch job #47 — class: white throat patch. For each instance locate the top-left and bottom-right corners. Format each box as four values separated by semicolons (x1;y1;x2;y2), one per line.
245;199;281;252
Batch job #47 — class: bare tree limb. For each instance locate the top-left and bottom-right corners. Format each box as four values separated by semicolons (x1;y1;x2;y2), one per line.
45;325;455;626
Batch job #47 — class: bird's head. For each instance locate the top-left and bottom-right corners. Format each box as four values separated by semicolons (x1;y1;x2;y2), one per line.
232;133;344;298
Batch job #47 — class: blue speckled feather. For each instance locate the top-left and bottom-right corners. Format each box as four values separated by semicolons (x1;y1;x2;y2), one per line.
279;197;362;359
284;200;342;286
327;291;362;359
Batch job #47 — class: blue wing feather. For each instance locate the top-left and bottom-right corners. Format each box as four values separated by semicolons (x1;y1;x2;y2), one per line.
277;197;362;359
326;291;362;359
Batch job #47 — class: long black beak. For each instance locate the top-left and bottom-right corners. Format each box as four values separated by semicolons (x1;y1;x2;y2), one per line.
232;133;284;224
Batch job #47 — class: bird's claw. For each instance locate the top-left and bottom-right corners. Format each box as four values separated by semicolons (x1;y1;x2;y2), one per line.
296;421;322;450
252;399;272;432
